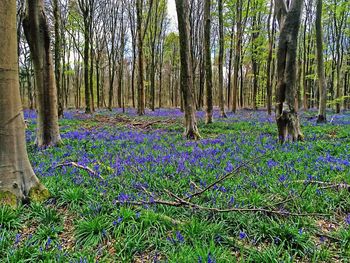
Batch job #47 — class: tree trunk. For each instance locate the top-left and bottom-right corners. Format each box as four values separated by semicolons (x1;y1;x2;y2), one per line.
204;0;213;124
53;0;63;118
175;0;200;139
227;25;234;110
136;0;145;116
0;0;50;205
316;0;327;123
275;0;304;143
218;0;227;118
232;0;242;113
266;1;275;115
23;0;62;147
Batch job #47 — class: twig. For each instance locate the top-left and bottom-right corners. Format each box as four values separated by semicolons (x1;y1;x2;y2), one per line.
54;162;104;180
115;197;329;218
292;180;349;191
186;154;267;200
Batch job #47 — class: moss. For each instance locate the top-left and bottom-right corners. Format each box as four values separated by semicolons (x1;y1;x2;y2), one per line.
28;184;50;203
0;191;17;208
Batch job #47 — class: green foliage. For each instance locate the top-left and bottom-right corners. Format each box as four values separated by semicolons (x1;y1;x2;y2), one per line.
4;109;350;261
0;206;21;230
75;215;111;247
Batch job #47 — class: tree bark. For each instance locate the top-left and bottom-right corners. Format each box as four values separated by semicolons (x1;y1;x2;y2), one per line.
204;0;213;124
316;0;327;123
275;0;304;143
53;0;63;118
175;0;200;139
0;0;50;205
266;1;275;115
23;0;62;147
136;0;145;115
218;0;227;118
232;0;242;113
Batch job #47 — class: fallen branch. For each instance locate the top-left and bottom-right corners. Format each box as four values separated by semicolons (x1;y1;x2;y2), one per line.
54;162;104;180
186;154;267;200
116;155;330;218
292;180;350;191
114;197;330;218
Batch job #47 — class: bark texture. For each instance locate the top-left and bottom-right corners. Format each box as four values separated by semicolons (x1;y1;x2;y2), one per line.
0;0;49;205
23;0;62;147
218;0;227;118
204;0;213;124
175;0;200;139
137;0;145;116
275;0;304;143
316;0;327;123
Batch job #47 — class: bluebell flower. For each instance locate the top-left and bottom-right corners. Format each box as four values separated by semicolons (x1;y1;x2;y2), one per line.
176;231;185;243
239;231;247;239
345;214;350;225
207;253;216;263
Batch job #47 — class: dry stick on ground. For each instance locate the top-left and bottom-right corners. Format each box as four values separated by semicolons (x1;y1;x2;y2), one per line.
54;162;104;180
115;154;330;218
292;180;350;191
114;193;330;217
186;154;267;201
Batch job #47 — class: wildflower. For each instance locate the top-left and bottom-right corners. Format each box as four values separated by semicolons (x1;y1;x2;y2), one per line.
14;233;21;245
45;237;52;250
176;231;185;243
225;162;234;173
239;231;247;239
345;214;350;225
319;236;326;243
207;253;216;263
279;174;287;183
298;228;303;235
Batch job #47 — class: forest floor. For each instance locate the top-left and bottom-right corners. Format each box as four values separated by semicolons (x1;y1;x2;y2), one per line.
1;108;350;262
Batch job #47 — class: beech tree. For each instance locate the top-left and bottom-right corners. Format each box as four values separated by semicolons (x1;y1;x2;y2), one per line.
23;0;62;147
275;0;304;143
218;0;227;118
175;0;200;139
316;0;327;123
204;0;213;124
0;0;49;205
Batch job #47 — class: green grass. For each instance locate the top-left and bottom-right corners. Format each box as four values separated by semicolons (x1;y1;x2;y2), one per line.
2;109;350;262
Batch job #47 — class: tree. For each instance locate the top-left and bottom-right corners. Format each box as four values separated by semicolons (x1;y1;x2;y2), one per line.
136;0;145;115
218;0;227;118
232;0;243;113
275;0;304;143
204;0;213;124
175;0;200;139
316;0;327;123
23;0;62;147
0;0;49;205
266;0;276;115
77;0;94;114
53;0;63;118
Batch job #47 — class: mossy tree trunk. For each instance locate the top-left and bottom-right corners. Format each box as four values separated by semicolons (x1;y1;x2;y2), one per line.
23;0;62;147
275;0;304;143
0;0;49;206
175;0;200;140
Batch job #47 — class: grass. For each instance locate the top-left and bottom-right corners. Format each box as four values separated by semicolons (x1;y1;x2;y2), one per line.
1;108;350;262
